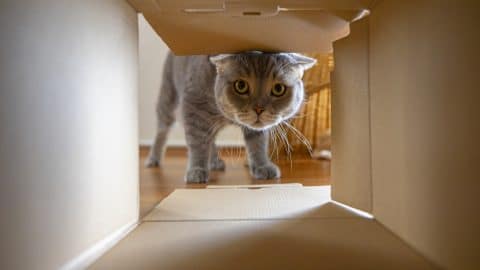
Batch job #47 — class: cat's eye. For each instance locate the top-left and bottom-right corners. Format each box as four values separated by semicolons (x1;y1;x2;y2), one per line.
271;83;287;97
233;79;249;95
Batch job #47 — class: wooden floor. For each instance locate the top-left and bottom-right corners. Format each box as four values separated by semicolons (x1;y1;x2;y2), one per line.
139;146;331;217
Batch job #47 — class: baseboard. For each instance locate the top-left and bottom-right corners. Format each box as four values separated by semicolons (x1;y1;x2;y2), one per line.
139;139;154;146
59;220;138;270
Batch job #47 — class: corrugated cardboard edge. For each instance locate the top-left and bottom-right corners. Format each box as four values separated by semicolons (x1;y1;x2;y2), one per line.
206;183;303;189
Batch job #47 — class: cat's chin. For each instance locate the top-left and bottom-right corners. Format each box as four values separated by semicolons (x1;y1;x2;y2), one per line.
242;121;275;131
233;114;280;131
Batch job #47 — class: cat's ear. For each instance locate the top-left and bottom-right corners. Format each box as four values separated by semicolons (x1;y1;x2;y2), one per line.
286;53;317;71
209;54;235;73
209;54;234;64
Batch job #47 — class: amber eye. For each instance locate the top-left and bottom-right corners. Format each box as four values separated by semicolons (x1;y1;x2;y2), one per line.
271;83;287;97
233;79;249;95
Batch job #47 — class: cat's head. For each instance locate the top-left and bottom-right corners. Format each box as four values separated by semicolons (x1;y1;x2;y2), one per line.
210;52;316;131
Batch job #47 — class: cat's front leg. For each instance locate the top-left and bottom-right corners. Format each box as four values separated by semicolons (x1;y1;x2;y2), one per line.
243;128;280;180
184;117;214;183
185;142;211;183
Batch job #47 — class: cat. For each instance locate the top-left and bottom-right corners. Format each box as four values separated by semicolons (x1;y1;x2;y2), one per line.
146;51;316;183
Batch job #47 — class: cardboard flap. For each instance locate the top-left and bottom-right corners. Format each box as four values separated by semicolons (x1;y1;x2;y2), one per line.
143;186;369;221
91;220;437;270
128;0;372;54
206;183;303;189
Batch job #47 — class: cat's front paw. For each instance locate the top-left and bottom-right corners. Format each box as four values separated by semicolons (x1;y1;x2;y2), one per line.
250;163;281;180
185;167;209;183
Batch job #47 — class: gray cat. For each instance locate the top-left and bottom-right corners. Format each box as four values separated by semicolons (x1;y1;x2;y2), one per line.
146;51;316;183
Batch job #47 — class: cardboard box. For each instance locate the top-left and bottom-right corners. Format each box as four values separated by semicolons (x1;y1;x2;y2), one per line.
93;1;479;269
91;186;437;270
132;0;372;54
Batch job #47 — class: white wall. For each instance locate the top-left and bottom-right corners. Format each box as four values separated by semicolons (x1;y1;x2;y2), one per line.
138;14;170;145
138;15;244;146
0;1;139;269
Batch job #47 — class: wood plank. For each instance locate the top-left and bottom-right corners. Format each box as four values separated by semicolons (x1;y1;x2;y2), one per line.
139;146;330;217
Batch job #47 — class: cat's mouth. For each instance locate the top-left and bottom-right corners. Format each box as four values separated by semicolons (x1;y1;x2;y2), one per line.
236;118;267;130
251;119;263;127
245;118;276;131
232;112;278;131
247;122;268;131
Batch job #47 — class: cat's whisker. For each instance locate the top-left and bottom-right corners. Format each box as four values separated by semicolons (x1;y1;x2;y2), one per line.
282;121;310;146
290;112;315;119
268;128;279;162
269;128;276;159
271;126;283;162
268;129;274;159
273;127;282;162
272;128;278;162
277;124;293;165
279;124;295;169
281;121;313;156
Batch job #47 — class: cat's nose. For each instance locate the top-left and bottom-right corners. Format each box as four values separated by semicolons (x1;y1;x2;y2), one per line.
254;106;265;115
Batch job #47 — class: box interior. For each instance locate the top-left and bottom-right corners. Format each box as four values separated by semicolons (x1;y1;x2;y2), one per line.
91;185;436;270
121;1;480;270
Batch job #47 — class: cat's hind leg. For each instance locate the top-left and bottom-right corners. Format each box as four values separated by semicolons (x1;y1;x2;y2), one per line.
145;75;178;167
145;128;170;167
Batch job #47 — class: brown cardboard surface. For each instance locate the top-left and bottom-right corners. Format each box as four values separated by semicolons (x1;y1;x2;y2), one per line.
368;1;480;269
331;17;372;212
117;1;478;269
127;0;373;54
144;186;361;221
91;186;437;269
91;219;437;270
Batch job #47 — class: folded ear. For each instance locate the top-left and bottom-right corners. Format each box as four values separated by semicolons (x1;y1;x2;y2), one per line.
286;53;317;70
209;54;234;65
209;54;235;73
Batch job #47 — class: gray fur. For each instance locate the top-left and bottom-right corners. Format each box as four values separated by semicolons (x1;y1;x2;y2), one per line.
146;51;316;183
